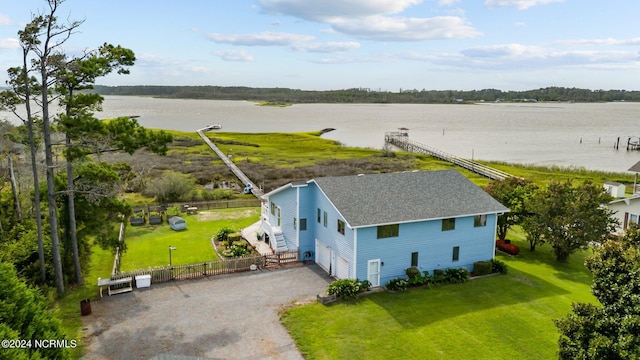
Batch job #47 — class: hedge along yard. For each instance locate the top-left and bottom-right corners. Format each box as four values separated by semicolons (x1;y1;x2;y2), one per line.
281;232;596;360
120;207;260;271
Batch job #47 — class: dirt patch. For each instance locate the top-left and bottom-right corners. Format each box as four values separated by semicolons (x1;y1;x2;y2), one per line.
196;209;258;222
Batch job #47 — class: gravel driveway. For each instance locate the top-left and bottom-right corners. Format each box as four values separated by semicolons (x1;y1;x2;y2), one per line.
81;264;331;360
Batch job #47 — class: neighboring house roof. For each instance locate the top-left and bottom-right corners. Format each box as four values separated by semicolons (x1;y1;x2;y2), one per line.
604;181;623;186
629;161;640;172
312;170;509;228
609;195;640;206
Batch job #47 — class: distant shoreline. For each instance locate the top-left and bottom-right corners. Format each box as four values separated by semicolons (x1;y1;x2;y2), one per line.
92;85;640;104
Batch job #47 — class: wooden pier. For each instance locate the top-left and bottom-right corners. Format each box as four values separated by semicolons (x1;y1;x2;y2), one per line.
197;129;264;198
384;131;514;181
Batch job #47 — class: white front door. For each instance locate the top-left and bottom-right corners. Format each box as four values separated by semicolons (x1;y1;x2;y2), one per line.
367;259;381;287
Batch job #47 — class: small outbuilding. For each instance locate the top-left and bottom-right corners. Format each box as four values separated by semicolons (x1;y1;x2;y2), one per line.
168;216;186;231
604;181;626;198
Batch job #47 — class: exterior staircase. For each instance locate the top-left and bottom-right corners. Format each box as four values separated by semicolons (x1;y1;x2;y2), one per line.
272;227;288;252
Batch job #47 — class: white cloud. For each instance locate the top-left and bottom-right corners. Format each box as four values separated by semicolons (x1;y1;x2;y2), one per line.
0;14;13;26
331;16;481;41
409;43;640;71
188;66;214;74
484;0;563;10
207;31;314;46
292;41;360;53
554;38;640;47
258;0;423;21
213;49;254;62
461;43;546;58
258;0;478;42
0;38;19;50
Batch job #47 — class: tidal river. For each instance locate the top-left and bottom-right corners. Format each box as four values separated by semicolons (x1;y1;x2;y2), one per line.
7;95;640;173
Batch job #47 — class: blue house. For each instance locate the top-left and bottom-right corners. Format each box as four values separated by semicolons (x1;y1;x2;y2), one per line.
260;170;508;286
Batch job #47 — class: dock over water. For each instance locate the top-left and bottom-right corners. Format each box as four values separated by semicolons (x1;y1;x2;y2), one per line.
385;131;514;181
197;129;264;198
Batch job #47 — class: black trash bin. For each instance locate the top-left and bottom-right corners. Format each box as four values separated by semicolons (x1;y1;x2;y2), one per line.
80;299;91;316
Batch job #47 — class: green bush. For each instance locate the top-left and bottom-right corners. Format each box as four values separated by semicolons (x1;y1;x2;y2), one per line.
232;239;248;249
432;269;447;284
215;227;234;242
166;205;180;216
445;268;469;284
327;279;362;300
406;266;420;279
473;261;493;276
230;245;250;257
491;259;508;274
359;279;372;292
386;278;409;292
227;232;241;243
408;271;431;287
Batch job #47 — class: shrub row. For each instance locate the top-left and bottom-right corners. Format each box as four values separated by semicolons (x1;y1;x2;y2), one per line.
386;267;470;291
327;279;372;300
496;240;520;255
473;259;509;276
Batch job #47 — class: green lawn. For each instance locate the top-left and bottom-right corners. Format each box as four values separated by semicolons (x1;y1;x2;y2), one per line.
281;233;595;360
120;207;259;270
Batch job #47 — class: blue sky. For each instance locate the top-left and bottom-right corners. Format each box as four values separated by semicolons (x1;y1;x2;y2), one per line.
1;0;639;91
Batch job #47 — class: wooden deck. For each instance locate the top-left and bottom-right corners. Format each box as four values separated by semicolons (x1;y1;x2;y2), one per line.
384;132;514;181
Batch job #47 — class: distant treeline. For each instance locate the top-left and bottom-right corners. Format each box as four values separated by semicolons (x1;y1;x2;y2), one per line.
92;85;640;103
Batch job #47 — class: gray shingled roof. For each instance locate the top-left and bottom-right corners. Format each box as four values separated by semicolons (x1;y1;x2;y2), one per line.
312;170;509;228
629;160;640;172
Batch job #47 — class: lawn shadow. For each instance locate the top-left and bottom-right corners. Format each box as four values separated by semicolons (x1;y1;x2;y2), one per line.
366;268;570;329
498;241;594;289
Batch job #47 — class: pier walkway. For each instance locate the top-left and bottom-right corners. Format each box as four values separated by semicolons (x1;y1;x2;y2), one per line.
385;132;514;181
197;129;264;198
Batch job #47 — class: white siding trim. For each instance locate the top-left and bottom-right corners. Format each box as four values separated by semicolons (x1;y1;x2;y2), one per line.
353;229;358;280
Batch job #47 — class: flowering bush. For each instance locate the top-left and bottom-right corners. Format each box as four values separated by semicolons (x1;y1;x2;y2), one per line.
385;278;409;292
327;279;363;300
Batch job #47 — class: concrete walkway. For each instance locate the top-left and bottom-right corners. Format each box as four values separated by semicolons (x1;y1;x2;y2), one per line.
241;221;273;255
81;264;332;360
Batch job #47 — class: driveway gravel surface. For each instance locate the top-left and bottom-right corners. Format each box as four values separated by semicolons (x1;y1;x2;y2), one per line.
81;264;331;360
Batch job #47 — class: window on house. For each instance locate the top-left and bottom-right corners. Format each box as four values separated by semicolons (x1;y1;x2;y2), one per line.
323;211;328;227
442;218;456;231
271;202;276;215
293;217;297;230
631;214;639;225
411;252;419;267
377;224;399;239
277;208;281;227
474;214;487;227
337;219;345;235
300;218;307;231
317;208;321;223
452;246;460;262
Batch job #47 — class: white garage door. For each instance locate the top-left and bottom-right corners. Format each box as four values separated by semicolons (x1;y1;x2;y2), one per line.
315;240;331;274
334;254;350;279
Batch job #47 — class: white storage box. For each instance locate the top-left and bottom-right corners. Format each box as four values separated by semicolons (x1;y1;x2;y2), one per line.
135;274;151;288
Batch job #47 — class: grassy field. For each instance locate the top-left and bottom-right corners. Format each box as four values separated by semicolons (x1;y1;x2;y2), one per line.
119;207;260;270
281;233;595;360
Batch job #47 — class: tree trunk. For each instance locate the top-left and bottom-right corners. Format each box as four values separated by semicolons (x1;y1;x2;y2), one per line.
41;67;64;295
65;134;83;285
7;153;22;222
21;50;46;283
